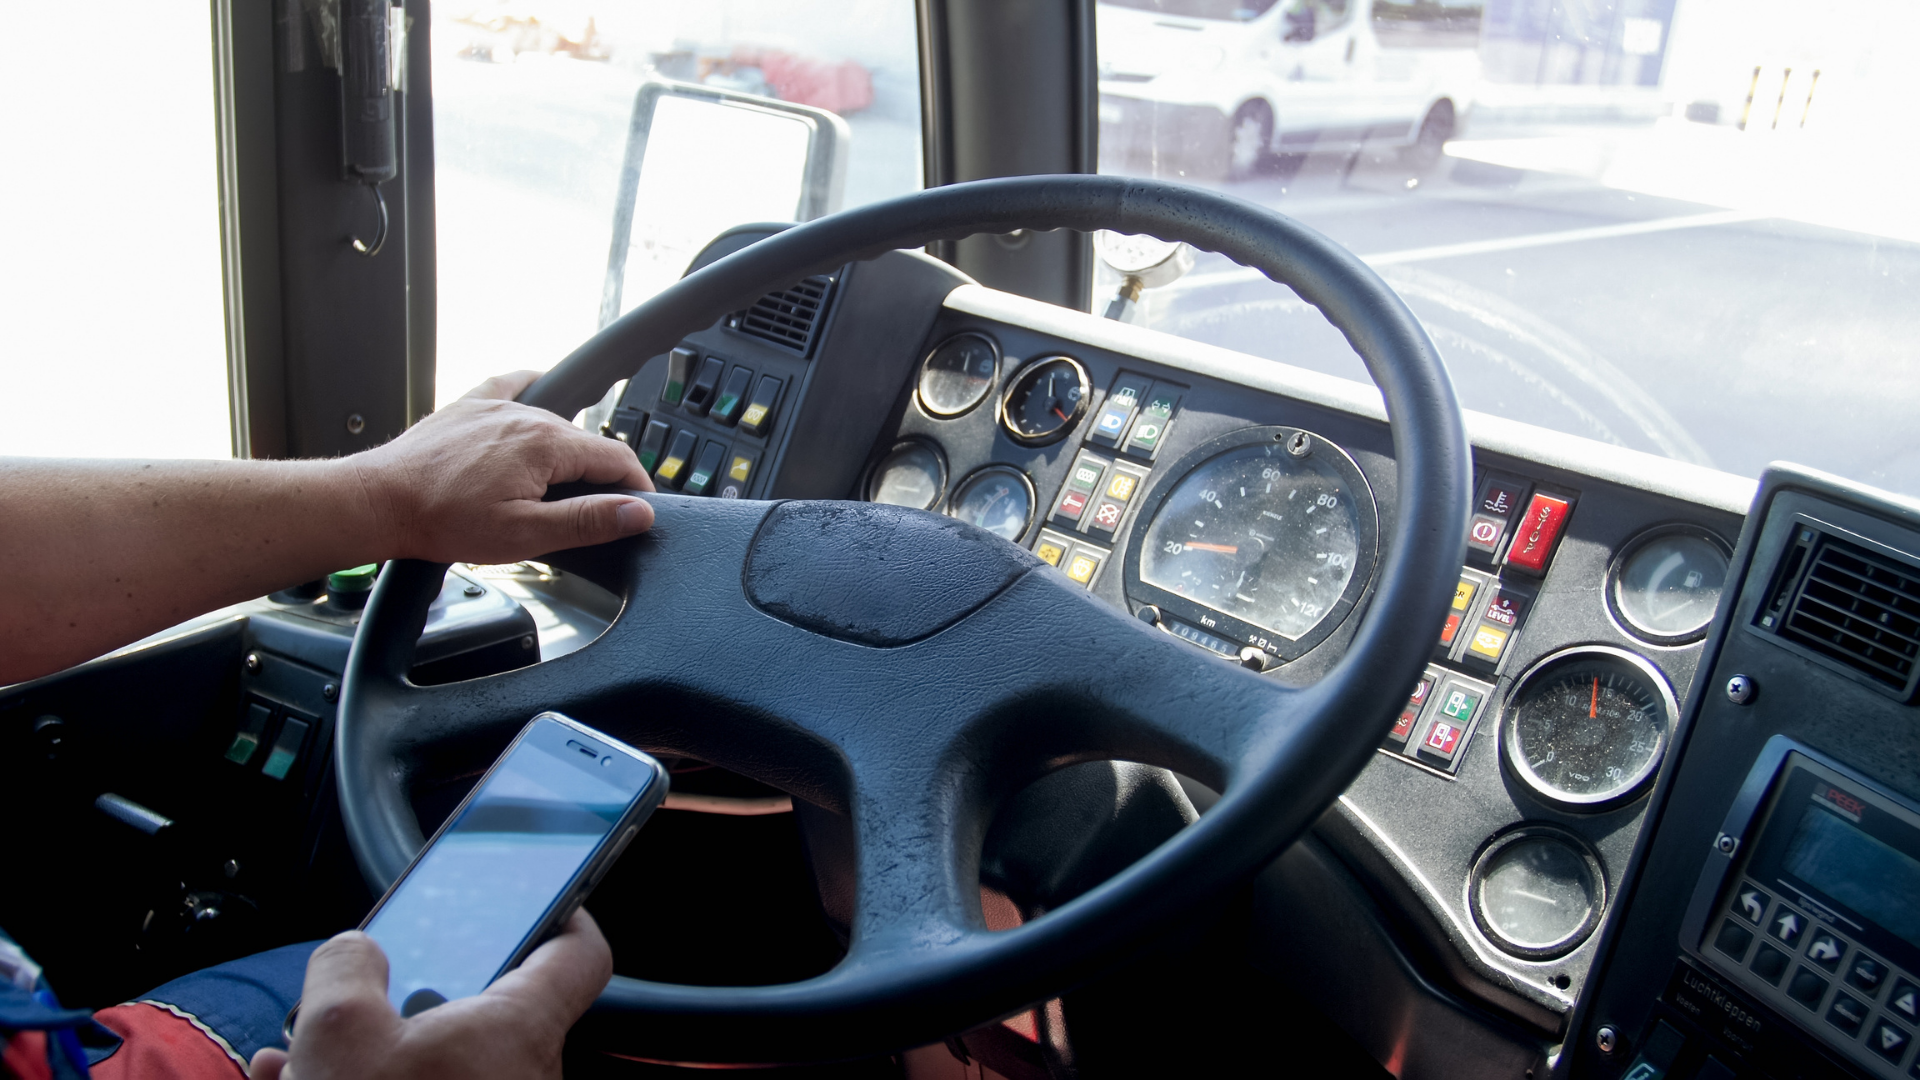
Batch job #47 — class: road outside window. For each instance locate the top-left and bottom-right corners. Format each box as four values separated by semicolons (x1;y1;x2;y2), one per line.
1095;0;1920;495
0;0;229;459
432;0;923;408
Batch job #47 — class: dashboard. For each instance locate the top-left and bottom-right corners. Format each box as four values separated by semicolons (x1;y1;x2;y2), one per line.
596;232;1766;1051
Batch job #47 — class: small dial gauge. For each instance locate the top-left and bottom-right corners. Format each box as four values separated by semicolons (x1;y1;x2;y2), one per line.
1137;436;1370;642
946;466;1034;542
1609;526;1731;643
866;440;947;511
999;357;1089;445
1503;647;1677;810
917;333;1000;418
1471;828;1606;959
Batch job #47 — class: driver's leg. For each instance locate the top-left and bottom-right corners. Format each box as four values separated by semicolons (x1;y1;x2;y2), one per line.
87;941;320;1079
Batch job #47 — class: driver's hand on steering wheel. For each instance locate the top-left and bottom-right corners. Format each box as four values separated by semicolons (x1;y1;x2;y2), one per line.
249;909;614;1080
357;370;656;564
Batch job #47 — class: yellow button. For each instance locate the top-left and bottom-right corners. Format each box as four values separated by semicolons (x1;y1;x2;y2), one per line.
1452;578;1478;611
741;403;768;428
1106;473;1137;501
1066;554;1099;584
1035;541;1066;567
1468;624;1508;660
656;456;686;483
728;455;753;482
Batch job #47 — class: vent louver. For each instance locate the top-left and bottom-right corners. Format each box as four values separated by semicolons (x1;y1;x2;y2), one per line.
732;274;835;355
1771;533;1920;696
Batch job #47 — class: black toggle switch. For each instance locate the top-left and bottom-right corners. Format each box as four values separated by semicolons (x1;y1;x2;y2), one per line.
711;367;754;426
739;375;784;437
683;357;725;416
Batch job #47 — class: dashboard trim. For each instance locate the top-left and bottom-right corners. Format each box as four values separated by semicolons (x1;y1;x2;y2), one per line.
941;284;1758;517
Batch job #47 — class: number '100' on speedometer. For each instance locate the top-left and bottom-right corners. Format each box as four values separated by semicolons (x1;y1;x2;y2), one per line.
1127;428;1378;660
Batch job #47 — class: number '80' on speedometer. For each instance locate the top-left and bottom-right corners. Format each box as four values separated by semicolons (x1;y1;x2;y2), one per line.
1124;427;1379;662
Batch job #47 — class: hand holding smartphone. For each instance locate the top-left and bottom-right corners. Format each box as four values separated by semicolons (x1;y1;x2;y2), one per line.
354;712;667;1017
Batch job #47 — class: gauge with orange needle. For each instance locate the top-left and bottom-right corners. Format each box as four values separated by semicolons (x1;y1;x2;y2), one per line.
999;356;1089;445
1502;647;1677;810
1137;438;1365;641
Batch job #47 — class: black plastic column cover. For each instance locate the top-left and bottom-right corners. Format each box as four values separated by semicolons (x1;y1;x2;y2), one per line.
920;0;1098;311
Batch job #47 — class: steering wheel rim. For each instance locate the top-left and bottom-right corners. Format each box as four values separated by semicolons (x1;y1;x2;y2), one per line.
336;174;1470;1063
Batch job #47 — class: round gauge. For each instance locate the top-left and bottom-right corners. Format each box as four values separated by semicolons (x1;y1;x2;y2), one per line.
999;357;1089;445
917;333;1000;418
946;466;1034;542
865;440;947;511
1470;828;1606;959
1127;428;1378;659
1503;647;1677;810
1608;526;1731;644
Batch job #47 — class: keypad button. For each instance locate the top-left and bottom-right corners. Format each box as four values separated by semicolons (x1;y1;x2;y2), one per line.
1467;513;1506;555
1087;498;1125;538
1827;991;1869;1037
1477;473;1529;519
1034;538;1067;567
1055;489;1091;524
1848;955;1888;995
1123;386;1180;458
1888;977;1919;1023
636;419;672;473
1788;966;1829;1011
662;346;696;405
1088;374;1150;448
683;441;727;497
1869;1018;1912;1064
1068;457;1108;493
739;375;784;437
1768;906;1807;948
1805;930;1846;973
1714;919;1755;960
683;356;726;415
1751;943;1791;984
1064;548;1104;588
1466;624;1509;662
654;429;698;489
1439;612;1464;647
711;366;753;426
716;451;756;499
1504;492;1572;574
1387;676;1434;744
1106;472;1138;502
1733;883;1771;925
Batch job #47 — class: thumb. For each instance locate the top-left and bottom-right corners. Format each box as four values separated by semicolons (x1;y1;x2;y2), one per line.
508;494;655;553
290;932;398;1051
249;1048;289;1079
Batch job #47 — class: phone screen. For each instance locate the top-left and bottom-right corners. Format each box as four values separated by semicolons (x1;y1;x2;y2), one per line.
364;719;655;1014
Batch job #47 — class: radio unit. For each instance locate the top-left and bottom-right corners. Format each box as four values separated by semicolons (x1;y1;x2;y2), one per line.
1681;737;1920;1079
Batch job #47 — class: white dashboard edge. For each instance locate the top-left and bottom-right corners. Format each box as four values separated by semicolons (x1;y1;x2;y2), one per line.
942;284;1759;519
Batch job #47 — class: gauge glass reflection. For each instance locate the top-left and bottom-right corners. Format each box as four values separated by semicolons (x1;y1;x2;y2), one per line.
999;357;1088;445
917;334;999;418
1506;650;1674;807
866;441;946;511
1139;442;1362;639
1612;530;1729;641
946;467;1033;542
1473;833;1602;956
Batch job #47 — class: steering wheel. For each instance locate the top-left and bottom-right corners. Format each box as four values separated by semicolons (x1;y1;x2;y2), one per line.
335;174;1470;1064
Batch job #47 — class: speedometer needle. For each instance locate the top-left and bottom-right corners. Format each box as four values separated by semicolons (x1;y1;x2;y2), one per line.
1590;677;1598;719
1185;542;1240;554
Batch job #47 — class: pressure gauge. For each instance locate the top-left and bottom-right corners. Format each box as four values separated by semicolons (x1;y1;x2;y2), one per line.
1502;647;1677;811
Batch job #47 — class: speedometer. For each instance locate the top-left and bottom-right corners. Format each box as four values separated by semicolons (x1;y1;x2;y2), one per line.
1125;427;1378;661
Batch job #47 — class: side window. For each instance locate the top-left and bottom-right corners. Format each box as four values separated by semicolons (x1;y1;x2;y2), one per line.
431;0;924;405
0;9;230;458
1371;0;1483;48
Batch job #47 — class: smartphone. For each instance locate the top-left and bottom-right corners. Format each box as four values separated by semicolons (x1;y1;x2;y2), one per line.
358;711;668;1016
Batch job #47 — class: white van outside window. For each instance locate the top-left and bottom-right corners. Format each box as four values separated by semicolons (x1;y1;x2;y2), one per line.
1098;0;1480;180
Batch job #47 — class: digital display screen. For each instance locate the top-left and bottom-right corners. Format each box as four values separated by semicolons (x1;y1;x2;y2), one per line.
364;733;640;1013
1782;803;1920;951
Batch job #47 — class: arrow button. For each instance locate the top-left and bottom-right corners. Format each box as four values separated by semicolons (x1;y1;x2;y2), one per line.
1770;907;1805;947
1866;1018;1910;1064
1888;977;1919;1022
1806;930;1845;972
1736;884;1770;925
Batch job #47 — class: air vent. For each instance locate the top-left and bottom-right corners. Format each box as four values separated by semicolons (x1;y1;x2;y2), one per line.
731;274;835;355
1766;531;1920;696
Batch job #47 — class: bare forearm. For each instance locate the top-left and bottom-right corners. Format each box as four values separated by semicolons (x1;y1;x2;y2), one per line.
0;457;393;683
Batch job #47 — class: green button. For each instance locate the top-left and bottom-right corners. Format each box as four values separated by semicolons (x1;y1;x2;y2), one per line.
1143;392;1176;420
327;564;377;595
1441;687;1480;722
1069;461;1105;492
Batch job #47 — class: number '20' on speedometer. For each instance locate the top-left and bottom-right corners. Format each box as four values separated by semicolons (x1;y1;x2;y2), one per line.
1127;429;1378;660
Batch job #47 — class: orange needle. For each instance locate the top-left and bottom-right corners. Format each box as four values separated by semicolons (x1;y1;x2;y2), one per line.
1185;542;1240;554
1590;677;1599;718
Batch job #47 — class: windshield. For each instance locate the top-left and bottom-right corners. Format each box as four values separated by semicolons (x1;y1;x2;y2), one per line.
432;0;922;406
1096;0;1920;496
1102;0;1281;21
